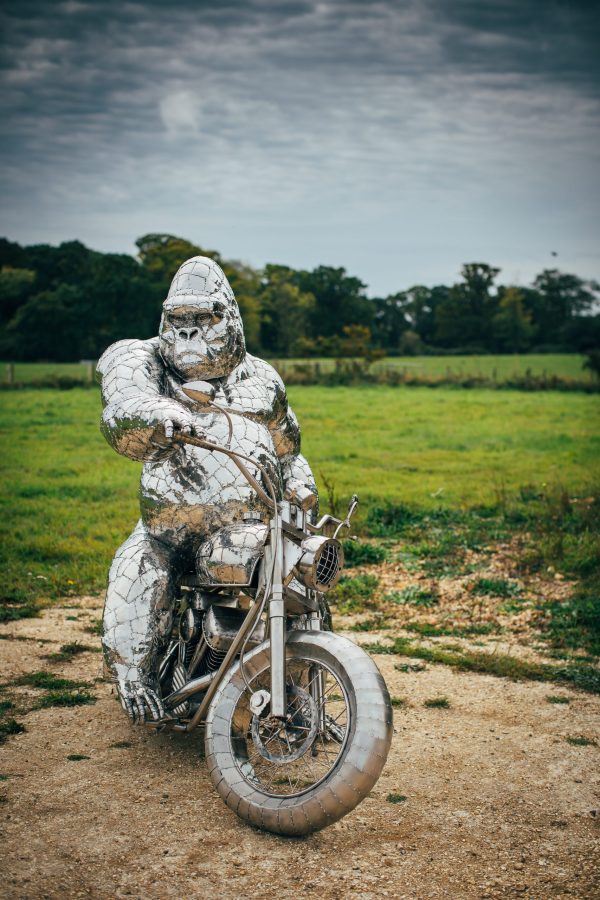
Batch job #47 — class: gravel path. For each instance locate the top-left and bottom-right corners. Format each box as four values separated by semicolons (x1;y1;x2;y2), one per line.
1;598;598;899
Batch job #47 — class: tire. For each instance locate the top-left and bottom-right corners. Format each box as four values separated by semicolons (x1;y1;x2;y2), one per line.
205;630;393;836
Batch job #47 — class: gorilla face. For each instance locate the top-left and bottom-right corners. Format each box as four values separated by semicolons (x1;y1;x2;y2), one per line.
158;256;246;381
159;294;246;381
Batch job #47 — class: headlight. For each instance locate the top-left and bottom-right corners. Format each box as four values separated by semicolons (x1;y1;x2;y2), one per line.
295;536;344;592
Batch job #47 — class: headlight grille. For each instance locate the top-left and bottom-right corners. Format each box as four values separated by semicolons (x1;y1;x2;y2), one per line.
315;540;342;589
295;537;344;592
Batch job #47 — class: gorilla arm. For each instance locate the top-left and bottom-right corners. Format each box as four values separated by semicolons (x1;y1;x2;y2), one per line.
97;338;198;462
263;366;319;513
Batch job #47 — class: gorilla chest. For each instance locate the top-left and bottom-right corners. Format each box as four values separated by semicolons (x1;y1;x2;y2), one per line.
140;409;279;541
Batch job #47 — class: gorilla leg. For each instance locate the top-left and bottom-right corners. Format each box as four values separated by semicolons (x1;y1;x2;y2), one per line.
102;520;177;721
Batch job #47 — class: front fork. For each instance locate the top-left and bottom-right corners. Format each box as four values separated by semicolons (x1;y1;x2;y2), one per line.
267;501;324;721
268;505;286;718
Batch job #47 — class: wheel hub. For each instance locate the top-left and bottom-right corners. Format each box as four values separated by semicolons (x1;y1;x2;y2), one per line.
251;685;318;763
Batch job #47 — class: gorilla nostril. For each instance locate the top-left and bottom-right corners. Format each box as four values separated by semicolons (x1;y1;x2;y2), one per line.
177;328;200;341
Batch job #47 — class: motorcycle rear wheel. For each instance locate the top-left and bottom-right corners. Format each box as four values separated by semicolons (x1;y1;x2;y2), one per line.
205;630;393;836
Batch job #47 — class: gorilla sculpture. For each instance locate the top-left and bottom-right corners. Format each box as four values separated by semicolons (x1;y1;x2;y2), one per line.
98;256;317;722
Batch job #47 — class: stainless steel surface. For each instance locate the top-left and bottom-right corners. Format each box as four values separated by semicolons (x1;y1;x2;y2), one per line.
202;605;265;652
268;516;286;718
195;521;268;587
295;535;344;592
163;671;216;709
97;254;393;836
205;630;393;836
98;255;317;721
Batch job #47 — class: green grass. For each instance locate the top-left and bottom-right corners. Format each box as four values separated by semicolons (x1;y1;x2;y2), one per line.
35;691;96;708
329;573;380;613
385;585;439;607
10;672;89;691
292;386;600;509
546;695;570;704
424;696;450;708
3;355;592;385
342;540;388;566
390;697;408;708
349;614;390;632
386;792;408;804
275;354;593;381
470;577;522;598
0;387;598;655
44;642;95;662
405;622;497;638
1;362;95;383
364;637;600;694
0;719;26;742
565;736;597;747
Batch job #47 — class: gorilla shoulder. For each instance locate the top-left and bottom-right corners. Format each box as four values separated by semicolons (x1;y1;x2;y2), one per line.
97;337;162;377
245;354;286;393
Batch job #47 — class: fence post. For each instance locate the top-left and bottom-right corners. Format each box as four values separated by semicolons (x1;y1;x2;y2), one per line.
6;363;14;384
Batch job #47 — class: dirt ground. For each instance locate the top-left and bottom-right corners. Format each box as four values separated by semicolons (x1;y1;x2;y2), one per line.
1;597;598;900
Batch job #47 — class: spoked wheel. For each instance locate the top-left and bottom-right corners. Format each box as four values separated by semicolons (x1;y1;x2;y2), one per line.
205;631;392;835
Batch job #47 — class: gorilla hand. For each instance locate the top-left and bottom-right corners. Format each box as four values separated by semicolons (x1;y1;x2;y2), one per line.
151;404;203;448
117;675;165;725
284;478;318;511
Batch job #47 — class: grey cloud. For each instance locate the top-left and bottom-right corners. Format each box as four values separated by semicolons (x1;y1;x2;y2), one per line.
0;0;598;293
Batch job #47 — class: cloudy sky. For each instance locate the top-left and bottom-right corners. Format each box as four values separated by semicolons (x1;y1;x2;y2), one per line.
1;0;599;295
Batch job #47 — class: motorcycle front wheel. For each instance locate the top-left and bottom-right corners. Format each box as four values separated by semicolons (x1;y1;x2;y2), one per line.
205;630;393;836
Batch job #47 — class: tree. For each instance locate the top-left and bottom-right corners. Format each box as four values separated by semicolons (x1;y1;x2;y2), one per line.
259;265;315;356
0;267;36;325
4;284;85;361
435;263;500;349
371;294;409;349
527;269;600;346
294;266;373;338
492;287;534;352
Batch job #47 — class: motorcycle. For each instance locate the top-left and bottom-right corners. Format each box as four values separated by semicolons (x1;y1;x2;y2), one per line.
147;380;393;836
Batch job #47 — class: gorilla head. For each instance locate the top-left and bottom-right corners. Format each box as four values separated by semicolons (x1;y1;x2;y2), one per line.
159;256;246;381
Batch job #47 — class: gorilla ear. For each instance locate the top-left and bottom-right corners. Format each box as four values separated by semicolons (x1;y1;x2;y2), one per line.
181;381;216;406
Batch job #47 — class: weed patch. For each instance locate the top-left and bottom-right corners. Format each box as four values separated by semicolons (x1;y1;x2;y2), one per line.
385;585;439;607
394;662;427;673
364;638;600;694
330;574;380;613
66;754;90;761
342;540;388;566
44;642;94;662
36;691;96;709
470;577;522;598
405;622;497;638
546;695;570;704
110;741;132;749
0;603;40;623
0;719;26;743
390;697;408;708
10;671;88;691
424;696;450;708
386;793;407;804
565;736;597;747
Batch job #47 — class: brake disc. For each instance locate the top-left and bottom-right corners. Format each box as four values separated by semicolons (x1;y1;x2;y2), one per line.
251;685;318;763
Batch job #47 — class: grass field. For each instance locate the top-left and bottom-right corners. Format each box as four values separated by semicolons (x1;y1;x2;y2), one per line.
1;354;594;384
0;385;598;614
278;353;593;381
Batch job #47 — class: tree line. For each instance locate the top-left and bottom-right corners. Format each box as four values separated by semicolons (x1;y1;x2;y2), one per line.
0;233;598;362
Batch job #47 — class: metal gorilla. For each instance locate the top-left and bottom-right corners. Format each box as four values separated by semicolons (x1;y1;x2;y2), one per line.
97;257;318;723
